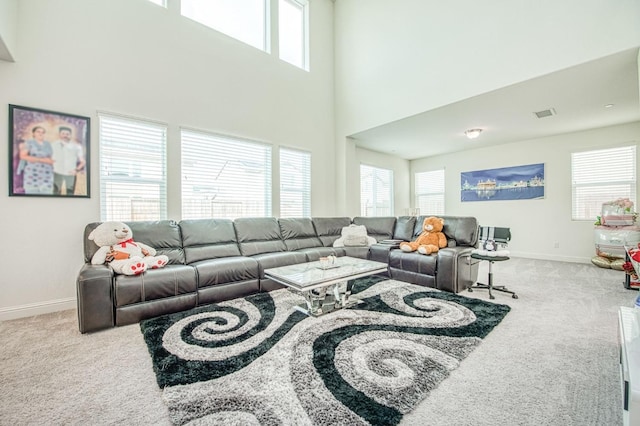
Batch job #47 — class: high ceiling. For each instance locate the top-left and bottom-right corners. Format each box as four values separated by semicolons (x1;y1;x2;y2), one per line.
349;48;640;160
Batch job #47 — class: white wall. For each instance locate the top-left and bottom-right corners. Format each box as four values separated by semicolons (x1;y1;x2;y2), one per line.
334;0;640;137
411;121;640;263
0;0;336;319
0;0;17;61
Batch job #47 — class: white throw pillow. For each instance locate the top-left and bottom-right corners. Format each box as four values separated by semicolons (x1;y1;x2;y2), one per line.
333;224;377;247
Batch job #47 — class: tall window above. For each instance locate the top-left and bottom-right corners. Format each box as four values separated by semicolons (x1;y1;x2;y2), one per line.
415;169;445;216
147;0;167;7
181;0;268;51
182;130;272;219
571;145;636;220
280;147;311;217
279;0;308;70
360;164;393;217
98;114;167;221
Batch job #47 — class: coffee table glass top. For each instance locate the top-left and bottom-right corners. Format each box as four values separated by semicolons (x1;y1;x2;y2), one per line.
264;256;387;291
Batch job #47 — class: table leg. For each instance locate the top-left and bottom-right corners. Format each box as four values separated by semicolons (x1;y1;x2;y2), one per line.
296;281;355;316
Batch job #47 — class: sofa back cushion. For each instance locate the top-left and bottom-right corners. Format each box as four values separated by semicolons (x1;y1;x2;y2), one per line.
180;219;241;263
352;216;396;242
312;217;352;247
84;220;185;265
279;218;323;251
393;216;416;241
413;215;479;247
234;217;287;256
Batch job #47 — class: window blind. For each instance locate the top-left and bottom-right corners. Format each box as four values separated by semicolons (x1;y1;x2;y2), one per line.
415;169;445;216
182;129;272;219
98;114;167;221
280;147;311;217
571;145;636;220
360;164;393;217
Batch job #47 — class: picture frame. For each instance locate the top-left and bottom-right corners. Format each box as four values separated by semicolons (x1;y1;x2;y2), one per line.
9;104;90;198
460;163;545;202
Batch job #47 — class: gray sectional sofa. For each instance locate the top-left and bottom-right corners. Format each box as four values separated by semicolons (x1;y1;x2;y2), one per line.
77;215;480;333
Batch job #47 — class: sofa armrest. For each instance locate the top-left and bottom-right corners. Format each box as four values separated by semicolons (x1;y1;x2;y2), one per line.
76;264;115;333
435;247;478;293
369;243;398;264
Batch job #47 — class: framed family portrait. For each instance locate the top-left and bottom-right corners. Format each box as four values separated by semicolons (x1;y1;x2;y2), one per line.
9;104;90;198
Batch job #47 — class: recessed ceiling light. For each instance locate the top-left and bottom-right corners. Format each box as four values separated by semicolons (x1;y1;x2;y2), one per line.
605;104;614;108
464;129;483;139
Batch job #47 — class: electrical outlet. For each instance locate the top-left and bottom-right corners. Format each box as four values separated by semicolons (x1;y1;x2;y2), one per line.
554;242;560;248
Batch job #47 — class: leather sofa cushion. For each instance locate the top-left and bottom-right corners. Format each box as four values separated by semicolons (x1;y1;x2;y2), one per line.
279;218;324;251
294;247;346;261
352;217;396;241
393;216;416;241
114;264;197;307
344;246;371;259
235;217;287;256
128;220;185;265
389;250;437;276
180;219;242;263
413;215;479;247
251;251;308;277
192;256;260;289
312;217;351;247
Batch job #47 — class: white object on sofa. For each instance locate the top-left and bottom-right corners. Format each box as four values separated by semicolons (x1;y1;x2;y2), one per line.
333;224;377;247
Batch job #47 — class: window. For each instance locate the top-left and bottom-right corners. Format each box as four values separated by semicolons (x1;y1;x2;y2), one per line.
147;0;167;7
280;147;310;217
279;0;308;70
360;164;393;217
98;114;167;221
415;169;445;216
571;145;636;220
182;129;272;219
181;0;268;51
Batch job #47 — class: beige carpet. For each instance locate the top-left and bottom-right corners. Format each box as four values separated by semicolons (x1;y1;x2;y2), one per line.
0;258;633;425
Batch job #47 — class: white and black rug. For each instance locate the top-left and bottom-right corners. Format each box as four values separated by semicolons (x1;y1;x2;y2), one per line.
140;276;510;425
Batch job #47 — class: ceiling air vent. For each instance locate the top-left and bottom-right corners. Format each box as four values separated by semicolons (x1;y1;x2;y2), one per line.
534;108;556;119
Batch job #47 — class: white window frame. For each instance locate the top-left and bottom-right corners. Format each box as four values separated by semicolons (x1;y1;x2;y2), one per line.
360;164;394;217
415;169;445;216
571;145;636;221
181;0;270;52
181;129;272;219
279;147;311;217
98;114;168;221
278;0;309;70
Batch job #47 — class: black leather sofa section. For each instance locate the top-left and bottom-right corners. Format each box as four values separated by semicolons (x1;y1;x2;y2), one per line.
388;215;480;293
76;215;479;333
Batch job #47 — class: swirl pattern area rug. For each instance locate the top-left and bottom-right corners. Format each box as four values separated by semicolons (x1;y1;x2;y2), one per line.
140;276;510;425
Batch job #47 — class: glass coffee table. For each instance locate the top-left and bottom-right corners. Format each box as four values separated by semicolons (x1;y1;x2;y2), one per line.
264;256;388;316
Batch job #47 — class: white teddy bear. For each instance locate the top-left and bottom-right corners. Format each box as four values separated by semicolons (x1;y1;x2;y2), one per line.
333;224;377;247
89;221;168;275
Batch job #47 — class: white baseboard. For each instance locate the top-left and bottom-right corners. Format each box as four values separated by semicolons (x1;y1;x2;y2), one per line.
0;297;76;322
510;251;592;264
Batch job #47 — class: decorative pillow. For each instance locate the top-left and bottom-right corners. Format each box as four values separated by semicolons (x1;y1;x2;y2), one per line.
333;224;377;247
344;235;368;247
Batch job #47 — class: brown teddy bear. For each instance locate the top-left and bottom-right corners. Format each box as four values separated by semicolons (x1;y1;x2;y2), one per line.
399;216;447;255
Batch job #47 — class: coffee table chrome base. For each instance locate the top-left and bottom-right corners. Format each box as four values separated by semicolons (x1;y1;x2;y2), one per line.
294;280;356;317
